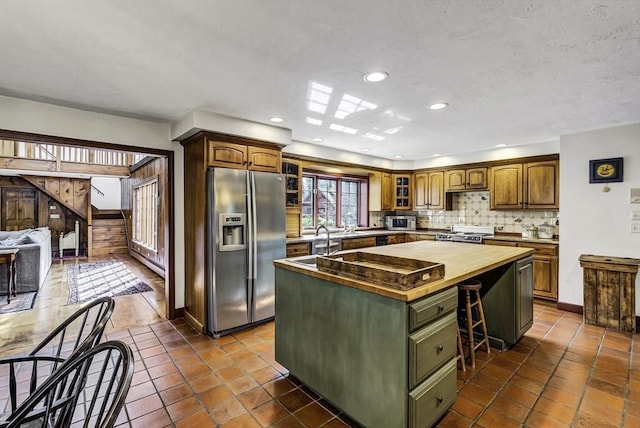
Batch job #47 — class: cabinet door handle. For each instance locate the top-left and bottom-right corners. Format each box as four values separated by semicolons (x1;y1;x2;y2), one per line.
437;304;445;312
437;396;444;405
437;345;444;352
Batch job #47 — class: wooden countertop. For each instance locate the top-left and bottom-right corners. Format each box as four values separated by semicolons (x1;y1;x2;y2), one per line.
274;241;534;302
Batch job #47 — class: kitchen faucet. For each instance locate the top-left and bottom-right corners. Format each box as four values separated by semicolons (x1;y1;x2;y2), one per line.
315;225;331;255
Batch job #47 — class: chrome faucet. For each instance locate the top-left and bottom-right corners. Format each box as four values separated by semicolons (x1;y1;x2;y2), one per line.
315;225;330;255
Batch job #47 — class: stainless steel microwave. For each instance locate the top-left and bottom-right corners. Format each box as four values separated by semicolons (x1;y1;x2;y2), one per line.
385;215;416;231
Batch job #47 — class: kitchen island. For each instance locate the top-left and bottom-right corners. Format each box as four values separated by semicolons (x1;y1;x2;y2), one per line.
274;241;534;428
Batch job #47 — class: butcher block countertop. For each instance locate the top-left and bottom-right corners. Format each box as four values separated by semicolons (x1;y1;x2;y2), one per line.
274;240;534;302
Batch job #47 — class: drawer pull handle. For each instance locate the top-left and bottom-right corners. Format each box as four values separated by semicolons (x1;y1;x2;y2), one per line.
437;304;445;312
437;345;444;352
437;396;444;405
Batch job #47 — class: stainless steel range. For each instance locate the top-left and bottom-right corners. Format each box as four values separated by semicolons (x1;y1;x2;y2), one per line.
436;225;494;244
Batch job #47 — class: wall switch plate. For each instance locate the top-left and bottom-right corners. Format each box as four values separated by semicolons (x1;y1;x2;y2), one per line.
631;223;640;233
632;188;640;203
632;211;640;221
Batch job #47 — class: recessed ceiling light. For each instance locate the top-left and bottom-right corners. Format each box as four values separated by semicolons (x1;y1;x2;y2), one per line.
433;153;442;157
270;117;284;123
394;155;403;159
361;148;370;152
495;144;507;147
429;103;448;110
363;71;388;83
311;137;323;142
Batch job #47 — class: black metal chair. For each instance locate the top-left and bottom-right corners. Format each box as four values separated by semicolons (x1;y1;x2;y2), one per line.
0;297;115;416
2;341;134;428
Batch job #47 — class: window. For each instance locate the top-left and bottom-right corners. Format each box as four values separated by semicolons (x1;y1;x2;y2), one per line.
302;173;368;229
132;178;158;251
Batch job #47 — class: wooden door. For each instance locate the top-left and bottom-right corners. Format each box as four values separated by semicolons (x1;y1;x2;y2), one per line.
208;141;247;169
427;171;445;209
489;164;522;209
532;255;558;300
524;161;559;209
381;172;393;210
445;170;466;191
413;173;427;209
2;188;38;231
466;167;488;189
248;146;281;173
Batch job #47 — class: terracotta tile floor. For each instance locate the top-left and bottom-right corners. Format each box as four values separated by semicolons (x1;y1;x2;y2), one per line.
94;302;639;427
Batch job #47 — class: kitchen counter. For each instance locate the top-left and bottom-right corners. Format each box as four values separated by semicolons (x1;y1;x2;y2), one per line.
275;241;534;428
287;229;558;245
275;240;534;302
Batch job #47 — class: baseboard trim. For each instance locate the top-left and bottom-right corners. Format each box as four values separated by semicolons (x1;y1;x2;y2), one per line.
184;310;205;335
131;250;165;279
557;301;583;315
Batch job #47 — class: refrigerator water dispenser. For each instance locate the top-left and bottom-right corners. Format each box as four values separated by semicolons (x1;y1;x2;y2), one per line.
219;213;246;251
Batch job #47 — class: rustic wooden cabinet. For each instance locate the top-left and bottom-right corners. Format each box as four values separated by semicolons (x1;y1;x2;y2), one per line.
341;236;377;250
393;174;412;210
414;171;444;210
489;160;558;210
369;172;393;211
286;242;311;258
484;238;558;301
387;234;406;245
445;167;487;191
209;140;281;173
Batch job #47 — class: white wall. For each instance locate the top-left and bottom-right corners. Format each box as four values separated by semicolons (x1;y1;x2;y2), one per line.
0;95;185;309
91;177;122;210
559;123;640;313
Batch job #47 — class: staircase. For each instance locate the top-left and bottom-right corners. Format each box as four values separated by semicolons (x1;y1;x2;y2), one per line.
92;209;128;256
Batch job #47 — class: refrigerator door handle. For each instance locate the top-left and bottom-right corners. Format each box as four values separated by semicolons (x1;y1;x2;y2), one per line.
250;172;258;281
246;173;253;320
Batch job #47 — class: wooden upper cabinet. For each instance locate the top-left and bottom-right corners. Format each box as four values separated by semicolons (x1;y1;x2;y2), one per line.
369;171;393;211
247;146;281;173
524;160;559;209
208;140;281;172
490;160;558;210
392;174;412;210
414;171;444;210
445;167;487;191
489;164;523;209
209;141;248;169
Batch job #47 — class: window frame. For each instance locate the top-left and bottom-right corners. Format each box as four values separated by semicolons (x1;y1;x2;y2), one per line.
301;171;368;230
132;176;159;252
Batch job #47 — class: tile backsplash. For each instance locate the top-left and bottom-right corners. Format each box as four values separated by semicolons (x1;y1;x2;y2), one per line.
370;191;559;235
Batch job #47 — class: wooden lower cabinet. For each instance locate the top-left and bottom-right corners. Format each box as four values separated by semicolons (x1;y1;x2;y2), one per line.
484;239;558;301
387;234;406;245
405;233;435;242
286;242;310;257
341;236;376;250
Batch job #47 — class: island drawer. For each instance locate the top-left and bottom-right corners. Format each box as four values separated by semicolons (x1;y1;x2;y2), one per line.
408;286;457;332
408;358;457;428
408;311;457;389
286;242;310;257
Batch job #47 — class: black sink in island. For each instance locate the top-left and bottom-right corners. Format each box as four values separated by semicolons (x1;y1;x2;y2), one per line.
273;241;534;428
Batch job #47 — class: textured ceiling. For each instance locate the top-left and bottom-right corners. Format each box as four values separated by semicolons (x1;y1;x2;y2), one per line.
0;0;638;160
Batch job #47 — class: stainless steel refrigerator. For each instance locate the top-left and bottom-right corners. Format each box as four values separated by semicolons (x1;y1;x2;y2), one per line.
206;168;286;337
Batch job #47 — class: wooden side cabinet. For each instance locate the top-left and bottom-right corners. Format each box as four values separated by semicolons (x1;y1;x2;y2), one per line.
414;171;444;210
282;159;302;210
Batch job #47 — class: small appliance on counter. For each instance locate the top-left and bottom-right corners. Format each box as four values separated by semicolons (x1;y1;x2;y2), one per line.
384;215;416;231
537;222;554;239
